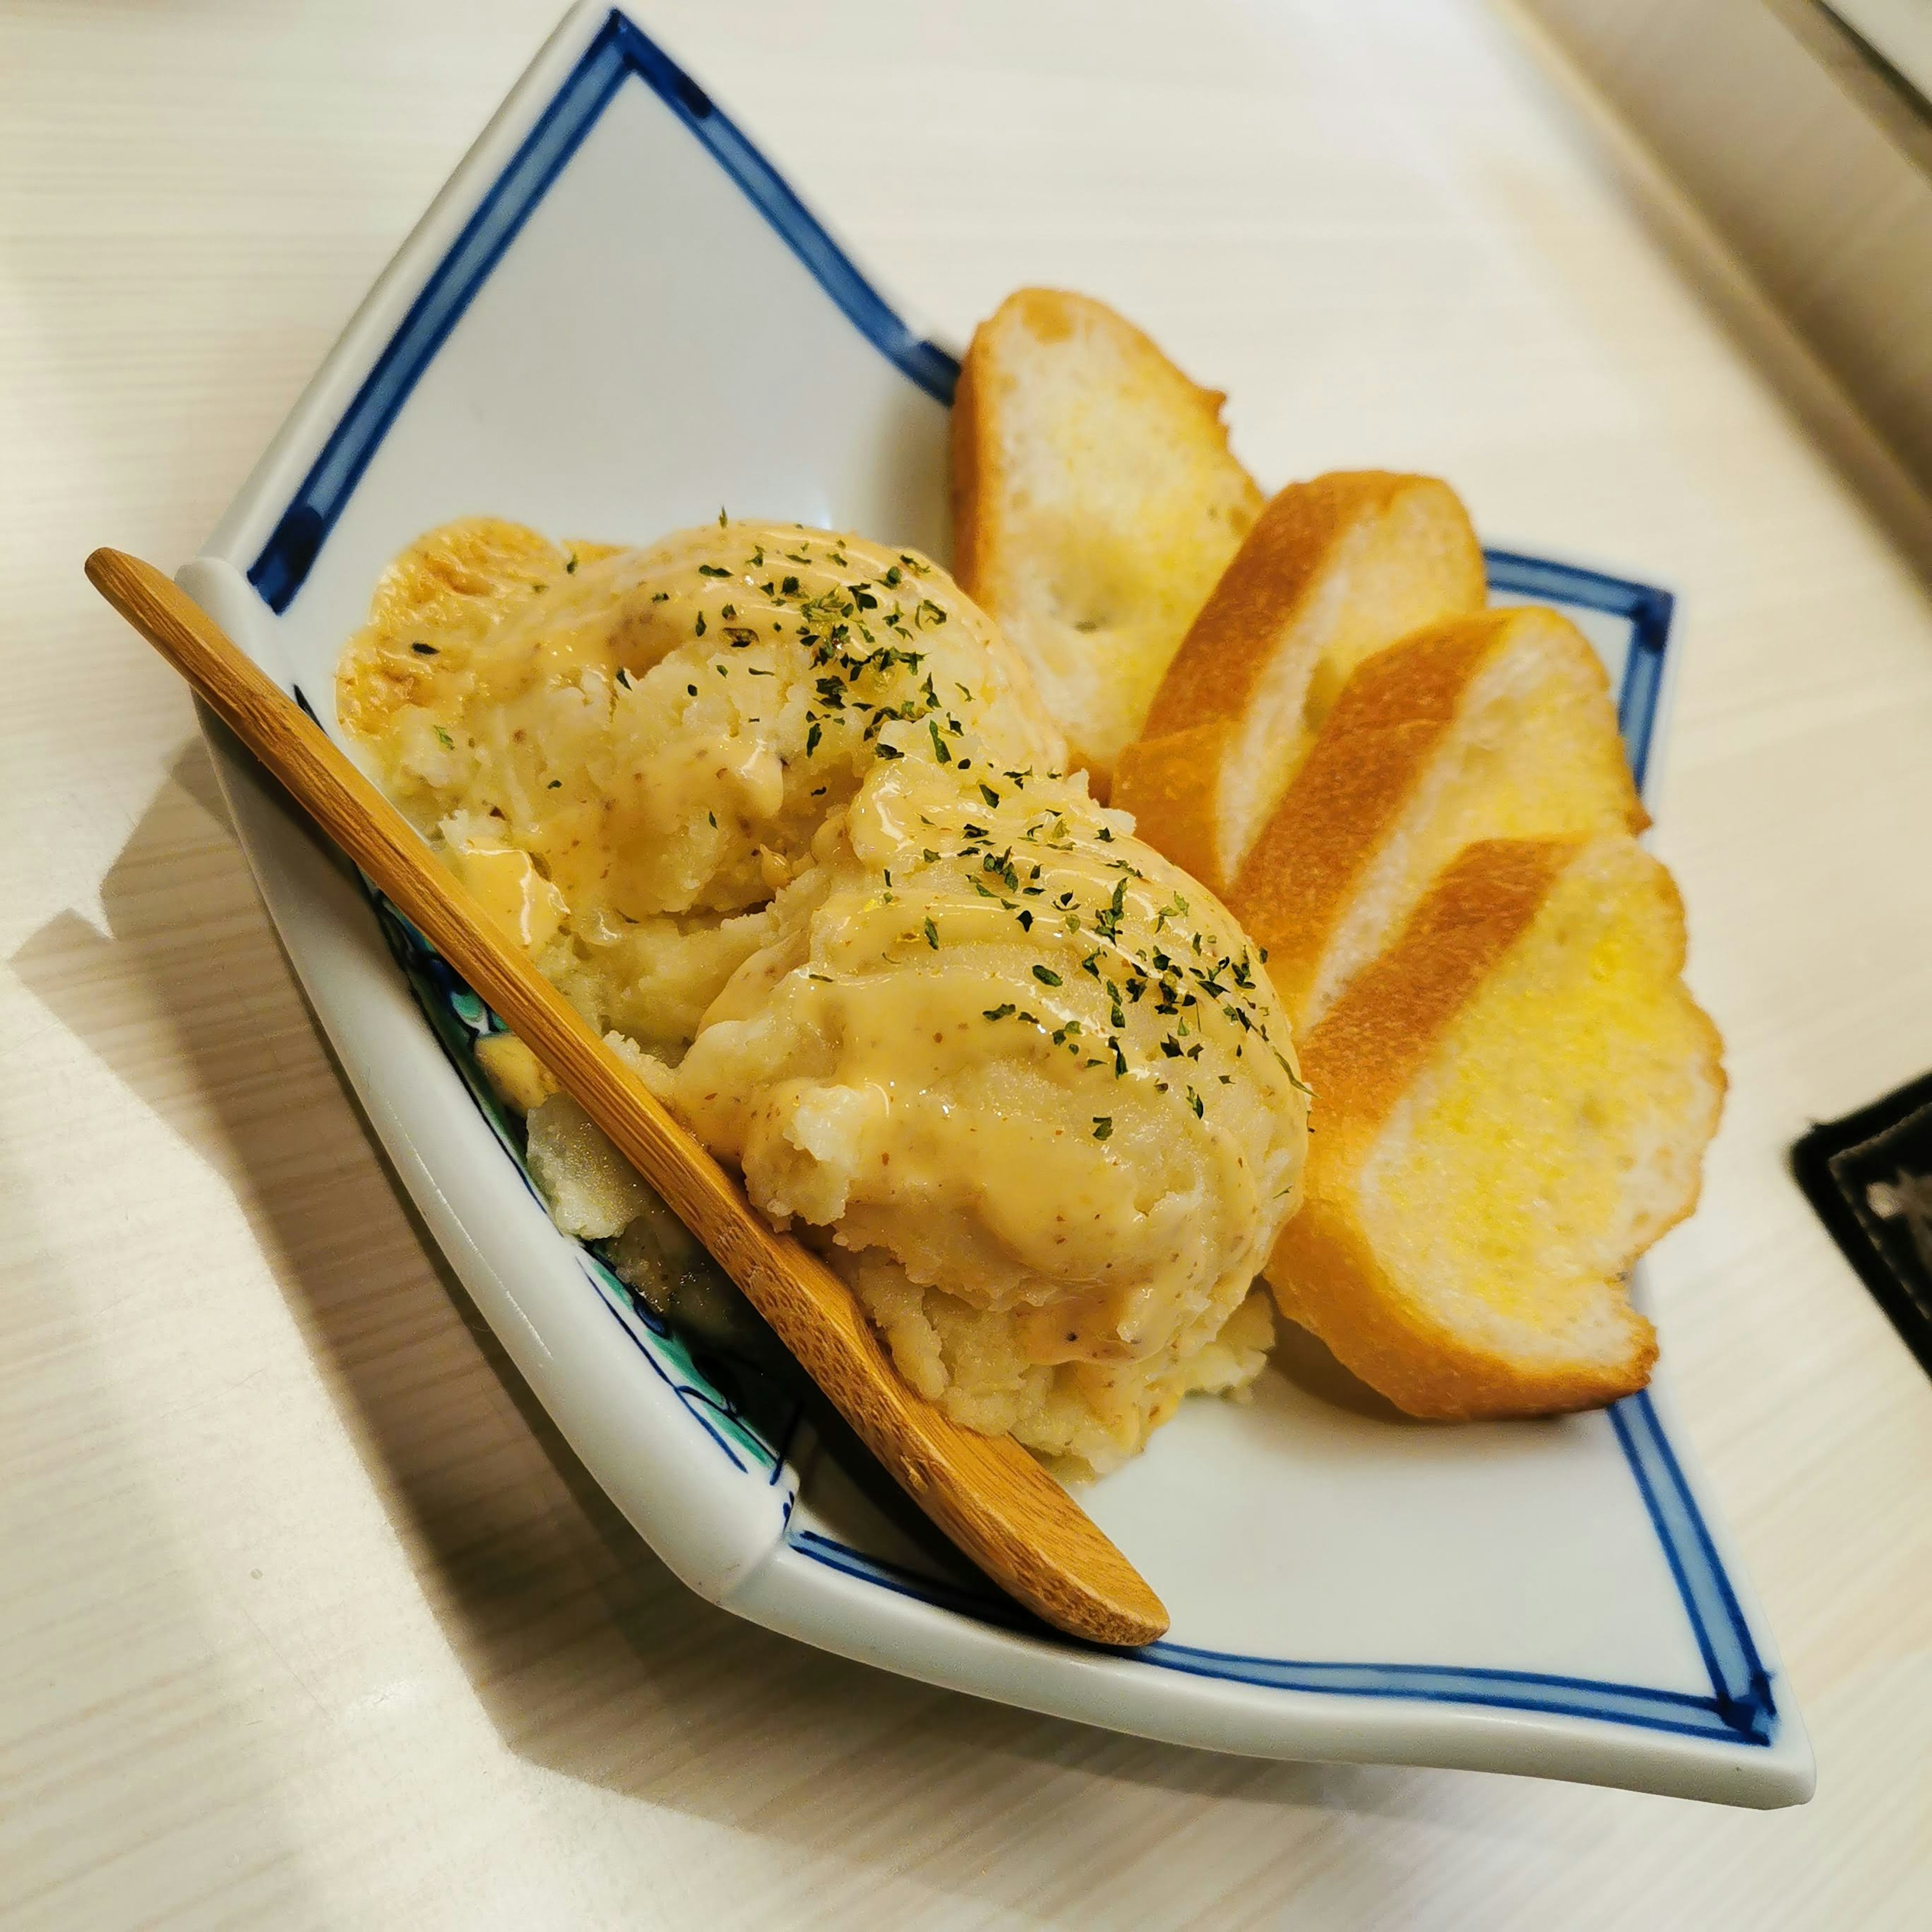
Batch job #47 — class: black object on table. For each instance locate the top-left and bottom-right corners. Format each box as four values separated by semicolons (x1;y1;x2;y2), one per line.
1793;1070;1932;1383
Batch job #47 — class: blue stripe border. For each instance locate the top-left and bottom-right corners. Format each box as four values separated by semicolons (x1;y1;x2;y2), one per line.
1485;548;1674;791
259;5;1761;1748
791;1390;1773;1744
248;9;955;613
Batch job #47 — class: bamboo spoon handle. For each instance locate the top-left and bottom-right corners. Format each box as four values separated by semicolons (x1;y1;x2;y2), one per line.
87;548;1168;1649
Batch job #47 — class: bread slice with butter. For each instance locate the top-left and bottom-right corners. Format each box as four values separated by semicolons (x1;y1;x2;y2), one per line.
1265;834;1724;1419
1231;605;1647;1032
1112;471;1486;891
950;288;1263;792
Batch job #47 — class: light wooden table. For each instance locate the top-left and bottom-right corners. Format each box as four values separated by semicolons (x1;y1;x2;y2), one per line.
6;3;1931;1925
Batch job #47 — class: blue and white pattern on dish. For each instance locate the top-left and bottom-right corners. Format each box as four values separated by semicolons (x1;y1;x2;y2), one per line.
236;4;1781;1763
788;1393;1774;1745
363;890;801;1485
247;8;954;615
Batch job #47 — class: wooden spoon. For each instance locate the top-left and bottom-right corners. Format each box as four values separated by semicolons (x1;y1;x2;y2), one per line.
87;548;1169;1649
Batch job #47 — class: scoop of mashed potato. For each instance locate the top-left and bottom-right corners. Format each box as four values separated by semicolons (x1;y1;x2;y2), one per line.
340;517;1307;1474
676;756;1307;1471
340;516;1066;1057
340;516;1064;910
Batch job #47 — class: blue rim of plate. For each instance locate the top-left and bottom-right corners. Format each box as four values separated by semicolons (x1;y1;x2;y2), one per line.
253;6;1773;1748
1484;552;1672;791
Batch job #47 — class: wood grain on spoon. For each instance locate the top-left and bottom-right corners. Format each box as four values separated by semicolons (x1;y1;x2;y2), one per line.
86;547;1169;1649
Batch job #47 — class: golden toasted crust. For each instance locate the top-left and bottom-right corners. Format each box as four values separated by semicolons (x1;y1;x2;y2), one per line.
1232;627;1496;1020
1298;838;1577;1165
1264;836;1721;1419
1117;471;1485;890
1108;719;1233;889
1142;471;1482;739
1229;610;1649;1021
1268;1198;1658;1419
949;318;995;605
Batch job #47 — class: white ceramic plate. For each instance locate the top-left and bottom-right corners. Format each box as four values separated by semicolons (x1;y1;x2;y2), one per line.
182;1;1813;1807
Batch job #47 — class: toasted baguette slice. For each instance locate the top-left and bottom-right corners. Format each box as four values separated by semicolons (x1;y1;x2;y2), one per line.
951;289;1263;791
1265;835;1725;1419
1112;471;1485;890
1232;605;1648;1032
